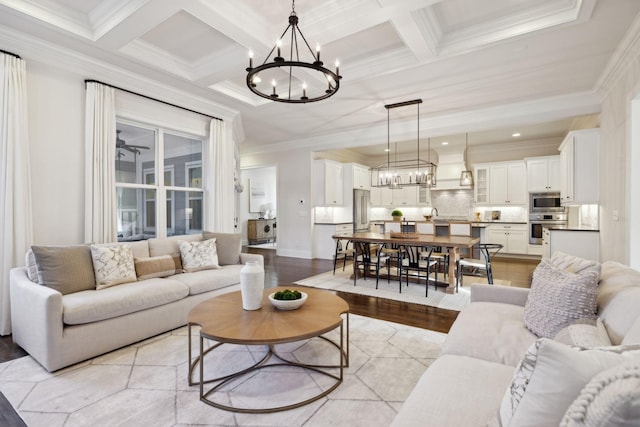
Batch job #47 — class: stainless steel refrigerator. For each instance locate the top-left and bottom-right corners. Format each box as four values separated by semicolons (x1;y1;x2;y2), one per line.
353;189;370;232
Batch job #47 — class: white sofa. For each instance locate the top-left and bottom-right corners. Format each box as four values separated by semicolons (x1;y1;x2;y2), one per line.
9;232;263;372
392;258;640;427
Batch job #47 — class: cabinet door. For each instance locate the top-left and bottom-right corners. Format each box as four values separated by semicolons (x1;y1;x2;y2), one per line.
417;186;431;205
325;161;344;205
379;187;394;206
547;157;561;191
353;166;370;190
526;158;549;192
487;228;509;249
507;162;526;204
506;230;527;254
392;186;417;206
370;186;381;206
474;166;489;204
489;164;508;204
560;137;575;203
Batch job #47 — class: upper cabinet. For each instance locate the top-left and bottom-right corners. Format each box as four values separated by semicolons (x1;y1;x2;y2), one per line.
475;161;526;205
559;129;600;205
351;164;370;190
526;156;561;192
314;159;344;206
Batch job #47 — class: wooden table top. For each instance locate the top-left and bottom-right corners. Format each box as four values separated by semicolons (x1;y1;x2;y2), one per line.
333;231;480;248
188;286;349;345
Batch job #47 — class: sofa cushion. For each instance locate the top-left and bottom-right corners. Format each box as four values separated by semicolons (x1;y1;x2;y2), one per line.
390;355;515;427
179;239;220;273
134;255;180;280
123;240;150;259
560;361;640;427
498;339;640;427
90;244;137;290
441;302;537;367
202;231;242;265
62;277;189;325
598;261;640;345
31;245;96;295
550;251;600;275
171;264;243;295
148;234;201;258
554;319;612;348
523;259;599;338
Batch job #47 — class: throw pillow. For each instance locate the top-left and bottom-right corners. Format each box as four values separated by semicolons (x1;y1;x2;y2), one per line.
550;251;601;275
555;319;612;348
498;338;640;427
24;248;38;283
134;255;180;280
179;238;220;273
560;361;640;427
31;245;96;295
202;231;242;265
524;259;599;338
90;244;137;290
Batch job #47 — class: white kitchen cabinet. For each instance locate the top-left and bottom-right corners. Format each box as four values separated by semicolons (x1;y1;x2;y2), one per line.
352;164;370;190
526;156;561;192
392;185;417;206
489;161;526;205
417;186;431;205
559;129;599;205
487;223;527;255
543;228;600;262
314;159;344;206
474;165;489;204
371;186;394;206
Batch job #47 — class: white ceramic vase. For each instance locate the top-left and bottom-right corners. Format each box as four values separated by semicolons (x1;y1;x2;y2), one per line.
240;261;265;310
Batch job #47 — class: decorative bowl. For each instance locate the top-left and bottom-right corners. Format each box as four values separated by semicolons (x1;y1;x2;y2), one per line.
268;291;308;310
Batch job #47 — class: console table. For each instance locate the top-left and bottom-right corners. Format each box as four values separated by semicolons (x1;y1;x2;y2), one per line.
247;218;276;244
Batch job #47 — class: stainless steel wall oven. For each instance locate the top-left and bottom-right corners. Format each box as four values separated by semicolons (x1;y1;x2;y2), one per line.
529;213;567;245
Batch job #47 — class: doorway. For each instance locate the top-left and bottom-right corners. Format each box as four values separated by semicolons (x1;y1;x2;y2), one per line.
240;165;277;249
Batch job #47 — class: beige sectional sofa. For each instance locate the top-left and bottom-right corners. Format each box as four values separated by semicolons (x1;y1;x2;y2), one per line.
392;256;640;427
10;232;262;372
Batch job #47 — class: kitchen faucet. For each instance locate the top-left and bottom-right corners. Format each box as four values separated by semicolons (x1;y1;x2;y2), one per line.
431;207;438;217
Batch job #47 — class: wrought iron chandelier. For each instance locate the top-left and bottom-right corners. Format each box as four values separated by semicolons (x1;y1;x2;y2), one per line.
245;1;341;104
370;99;437;188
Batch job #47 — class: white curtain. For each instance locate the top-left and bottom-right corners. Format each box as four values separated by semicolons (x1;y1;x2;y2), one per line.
84;82;117;244
0;53;33;335
205;119;234;232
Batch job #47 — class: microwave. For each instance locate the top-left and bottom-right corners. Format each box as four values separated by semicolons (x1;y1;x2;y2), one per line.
529;192;565;213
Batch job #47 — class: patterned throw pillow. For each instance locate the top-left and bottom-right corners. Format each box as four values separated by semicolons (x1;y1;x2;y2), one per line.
179;238;220;273
524;259;600;338
90;244;137;290
24;248;38;283
560;361;640;426
134;255;180;280
499;338;640;427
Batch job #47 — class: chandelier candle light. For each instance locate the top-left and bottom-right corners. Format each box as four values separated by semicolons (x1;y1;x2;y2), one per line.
246;1;342;103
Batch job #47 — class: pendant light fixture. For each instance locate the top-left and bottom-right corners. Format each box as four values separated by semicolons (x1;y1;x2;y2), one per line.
460;132;474;187
245;1;341;103
370;99;437;188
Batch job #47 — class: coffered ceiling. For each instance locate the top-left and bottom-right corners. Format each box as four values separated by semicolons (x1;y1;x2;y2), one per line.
1;0;639;155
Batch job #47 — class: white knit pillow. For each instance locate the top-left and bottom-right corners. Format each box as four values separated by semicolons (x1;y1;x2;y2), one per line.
524;259;599;338
179;238;220;273
560;361;640;426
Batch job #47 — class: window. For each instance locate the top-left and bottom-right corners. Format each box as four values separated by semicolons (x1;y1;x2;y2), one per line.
115;121;204;241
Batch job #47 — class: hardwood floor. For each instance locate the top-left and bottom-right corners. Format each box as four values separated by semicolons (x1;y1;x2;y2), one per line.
0;249;537;363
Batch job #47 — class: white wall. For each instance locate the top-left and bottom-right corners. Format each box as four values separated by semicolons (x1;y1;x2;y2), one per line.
27;61;85;244
241;149;313;258
597;21;640;264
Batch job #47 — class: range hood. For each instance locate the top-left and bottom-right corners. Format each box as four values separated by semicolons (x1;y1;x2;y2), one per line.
432;153;473;190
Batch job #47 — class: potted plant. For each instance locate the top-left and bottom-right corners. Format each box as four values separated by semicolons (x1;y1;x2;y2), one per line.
391;209;403;222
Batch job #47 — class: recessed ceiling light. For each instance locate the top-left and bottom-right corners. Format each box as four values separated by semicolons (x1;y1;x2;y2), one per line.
512;133;521;137
441;141;449;145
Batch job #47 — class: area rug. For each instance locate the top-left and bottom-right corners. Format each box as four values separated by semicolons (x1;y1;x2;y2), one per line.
0;315;445;427
295;268;510;312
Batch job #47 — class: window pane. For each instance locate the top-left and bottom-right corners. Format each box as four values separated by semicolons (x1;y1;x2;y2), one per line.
166;190;203;235
116;123;155;184
164;133;202;188
116;187;156;241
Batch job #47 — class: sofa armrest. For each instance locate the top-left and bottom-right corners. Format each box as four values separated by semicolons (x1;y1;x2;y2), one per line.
470;283;530;307
239;253;264;267
9;267;64;367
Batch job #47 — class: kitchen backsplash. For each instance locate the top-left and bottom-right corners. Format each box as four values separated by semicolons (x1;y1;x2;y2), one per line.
430;190;474;218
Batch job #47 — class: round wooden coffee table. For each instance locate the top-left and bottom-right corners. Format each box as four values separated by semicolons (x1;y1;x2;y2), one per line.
187;286;350;413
